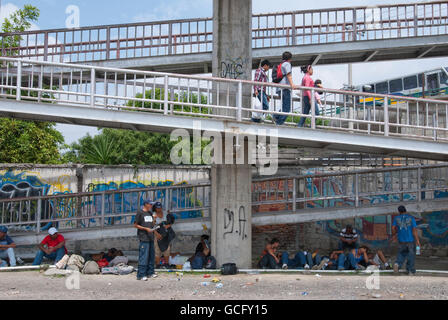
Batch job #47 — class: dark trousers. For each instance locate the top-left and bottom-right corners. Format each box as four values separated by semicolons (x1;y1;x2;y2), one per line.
273;89;291;125
137;240;155;279
258;254;280;269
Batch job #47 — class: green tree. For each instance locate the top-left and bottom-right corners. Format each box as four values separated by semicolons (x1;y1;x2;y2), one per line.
0;5;66;164
63;128;177;165
0;119;64;163
1;5;40;56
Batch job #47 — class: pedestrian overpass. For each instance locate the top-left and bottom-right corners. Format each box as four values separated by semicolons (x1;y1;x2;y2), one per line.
1;1;447;74
2;164;447;245
0;57;448;160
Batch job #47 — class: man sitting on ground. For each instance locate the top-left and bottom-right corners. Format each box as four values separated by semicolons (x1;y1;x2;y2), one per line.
337;247;368;271
258;238;281;269
32;227;67;265
339;224;359;251
0;226;16;267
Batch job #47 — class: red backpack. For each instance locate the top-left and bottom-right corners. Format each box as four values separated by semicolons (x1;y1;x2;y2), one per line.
272;63;284;83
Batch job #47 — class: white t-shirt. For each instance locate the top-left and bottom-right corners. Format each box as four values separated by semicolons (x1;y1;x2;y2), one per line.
279;61;292;86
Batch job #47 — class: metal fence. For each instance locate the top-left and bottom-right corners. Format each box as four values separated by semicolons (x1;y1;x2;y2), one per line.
0;183;211;234
252;164;448;213
0;1;446;63
1;57;448;142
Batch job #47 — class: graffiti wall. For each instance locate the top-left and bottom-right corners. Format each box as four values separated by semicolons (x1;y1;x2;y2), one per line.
0;165;210;231
254;171;448;249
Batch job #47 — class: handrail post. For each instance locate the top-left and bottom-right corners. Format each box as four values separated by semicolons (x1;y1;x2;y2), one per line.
384;97;389;136
44;32;49;61
36;198;41;235
101;192;105;229
311;88;316;129
90;67;96;107
291;14;297;46
417;166;422;202
106;27;111;60
164;75;169;115
352;9;357;41
16;60;22;101
237;81;242;121
292;178;297;212
168;23;173;55
355;173;359;207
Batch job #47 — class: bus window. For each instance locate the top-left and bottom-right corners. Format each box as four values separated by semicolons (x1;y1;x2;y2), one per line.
376;82;388;94
418;74;424;88
440;71;448;85
363;84;375;93
389;79;403;93
404;76;418;90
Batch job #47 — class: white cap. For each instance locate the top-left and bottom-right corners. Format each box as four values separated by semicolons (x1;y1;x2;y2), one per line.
48;227;58;235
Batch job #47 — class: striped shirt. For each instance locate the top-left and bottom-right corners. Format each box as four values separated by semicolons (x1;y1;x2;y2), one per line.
254;67;269;93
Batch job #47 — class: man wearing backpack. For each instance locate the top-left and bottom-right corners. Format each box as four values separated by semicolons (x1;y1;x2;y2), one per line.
272;51;296;125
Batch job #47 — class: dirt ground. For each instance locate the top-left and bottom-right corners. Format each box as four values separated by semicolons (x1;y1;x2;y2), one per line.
0;271;447;300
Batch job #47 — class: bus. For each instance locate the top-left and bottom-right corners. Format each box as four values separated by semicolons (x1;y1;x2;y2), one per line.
354;67;448;106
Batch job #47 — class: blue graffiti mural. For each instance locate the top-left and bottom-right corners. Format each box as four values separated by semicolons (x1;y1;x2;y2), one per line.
81;180;204;227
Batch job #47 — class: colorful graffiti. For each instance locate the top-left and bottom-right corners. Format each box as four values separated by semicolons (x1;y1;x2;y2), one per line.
0;170;74;231
80;179;204;228
255;173;448;248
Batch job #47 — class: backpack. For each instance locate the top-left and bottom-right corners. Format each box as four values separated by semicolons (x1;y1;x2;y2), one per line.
67;254;85;271
205;256;217;269
82;260;100;274
221;263;238;275
272;63;284;83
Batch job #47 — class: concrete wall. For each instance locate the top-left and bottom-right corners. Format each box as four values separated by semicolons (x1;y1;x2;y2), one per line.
252;209;448;266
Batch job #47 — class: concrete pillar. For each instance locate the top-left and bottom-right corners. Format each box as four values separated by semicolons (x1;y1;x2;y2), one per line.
210;0;253;268
211;164;252;268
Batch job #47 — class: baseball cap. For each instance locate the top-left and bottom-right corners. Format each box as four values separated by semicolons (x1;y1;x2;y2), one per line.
0;226;8;233
152;201;163;209
143;200;153;206
48;227;58;235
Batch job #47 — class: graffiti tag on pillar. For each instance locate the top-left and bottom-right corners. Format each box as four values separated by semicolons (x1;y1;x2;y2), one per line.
223;208;234;238
223;206;248;240
220;56;246;79
238;205;248;240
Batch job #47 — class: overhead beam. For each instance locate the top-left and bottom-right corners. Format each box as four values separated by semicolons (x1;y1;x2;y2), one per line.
311;54;323;65
417;45;436;59
364;50;379;62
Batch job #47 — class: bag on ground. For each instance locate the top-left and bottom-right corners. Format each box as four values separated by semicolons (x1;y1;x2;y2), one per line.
108;256;128;267
82;260;100;274
55;254;70;269
205;256;217;269
221;262;238;275
67;254;85;270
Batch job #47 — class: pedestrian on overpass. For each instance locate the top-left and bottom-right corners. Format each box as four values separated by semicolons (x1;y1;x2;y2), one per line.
298;65;319;127
134;200;157;281
252;59;272;123
272;51;296;125
392;205;420;275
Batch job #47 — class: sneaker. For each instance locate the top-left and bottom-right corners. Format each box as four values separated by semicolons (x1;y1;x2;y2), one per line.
304;264;310;270
357;265;366;271
338;267;345;271
138;276;148;281
150;274;158;278
313;258;329;270
282;264;288;270
16;257;25;265
393;263;399;273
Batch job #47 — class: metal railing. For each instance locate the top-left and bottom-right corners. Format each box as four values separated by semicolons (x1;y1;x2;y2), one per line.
2;165;447;235
0;1;446;63
1;57;448;142
252;164;448;213
0;183;211;234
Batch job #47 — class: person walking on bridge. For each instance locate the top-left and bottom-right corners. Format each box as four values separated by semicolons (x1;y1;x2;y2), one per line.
273;51;297;125
298;65;320;127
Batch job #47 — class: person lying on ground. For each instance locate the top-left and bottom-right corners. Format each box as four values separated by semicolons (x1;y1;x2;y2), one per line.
360;245;391;270
0;226;17;267
280;250;309;270
32;227;67;265
258;238;281;269
337;247;368;271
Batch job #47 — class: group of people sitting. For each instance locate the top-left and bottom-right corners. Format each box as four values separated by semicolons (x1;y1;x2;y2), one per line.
258;224;391;271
